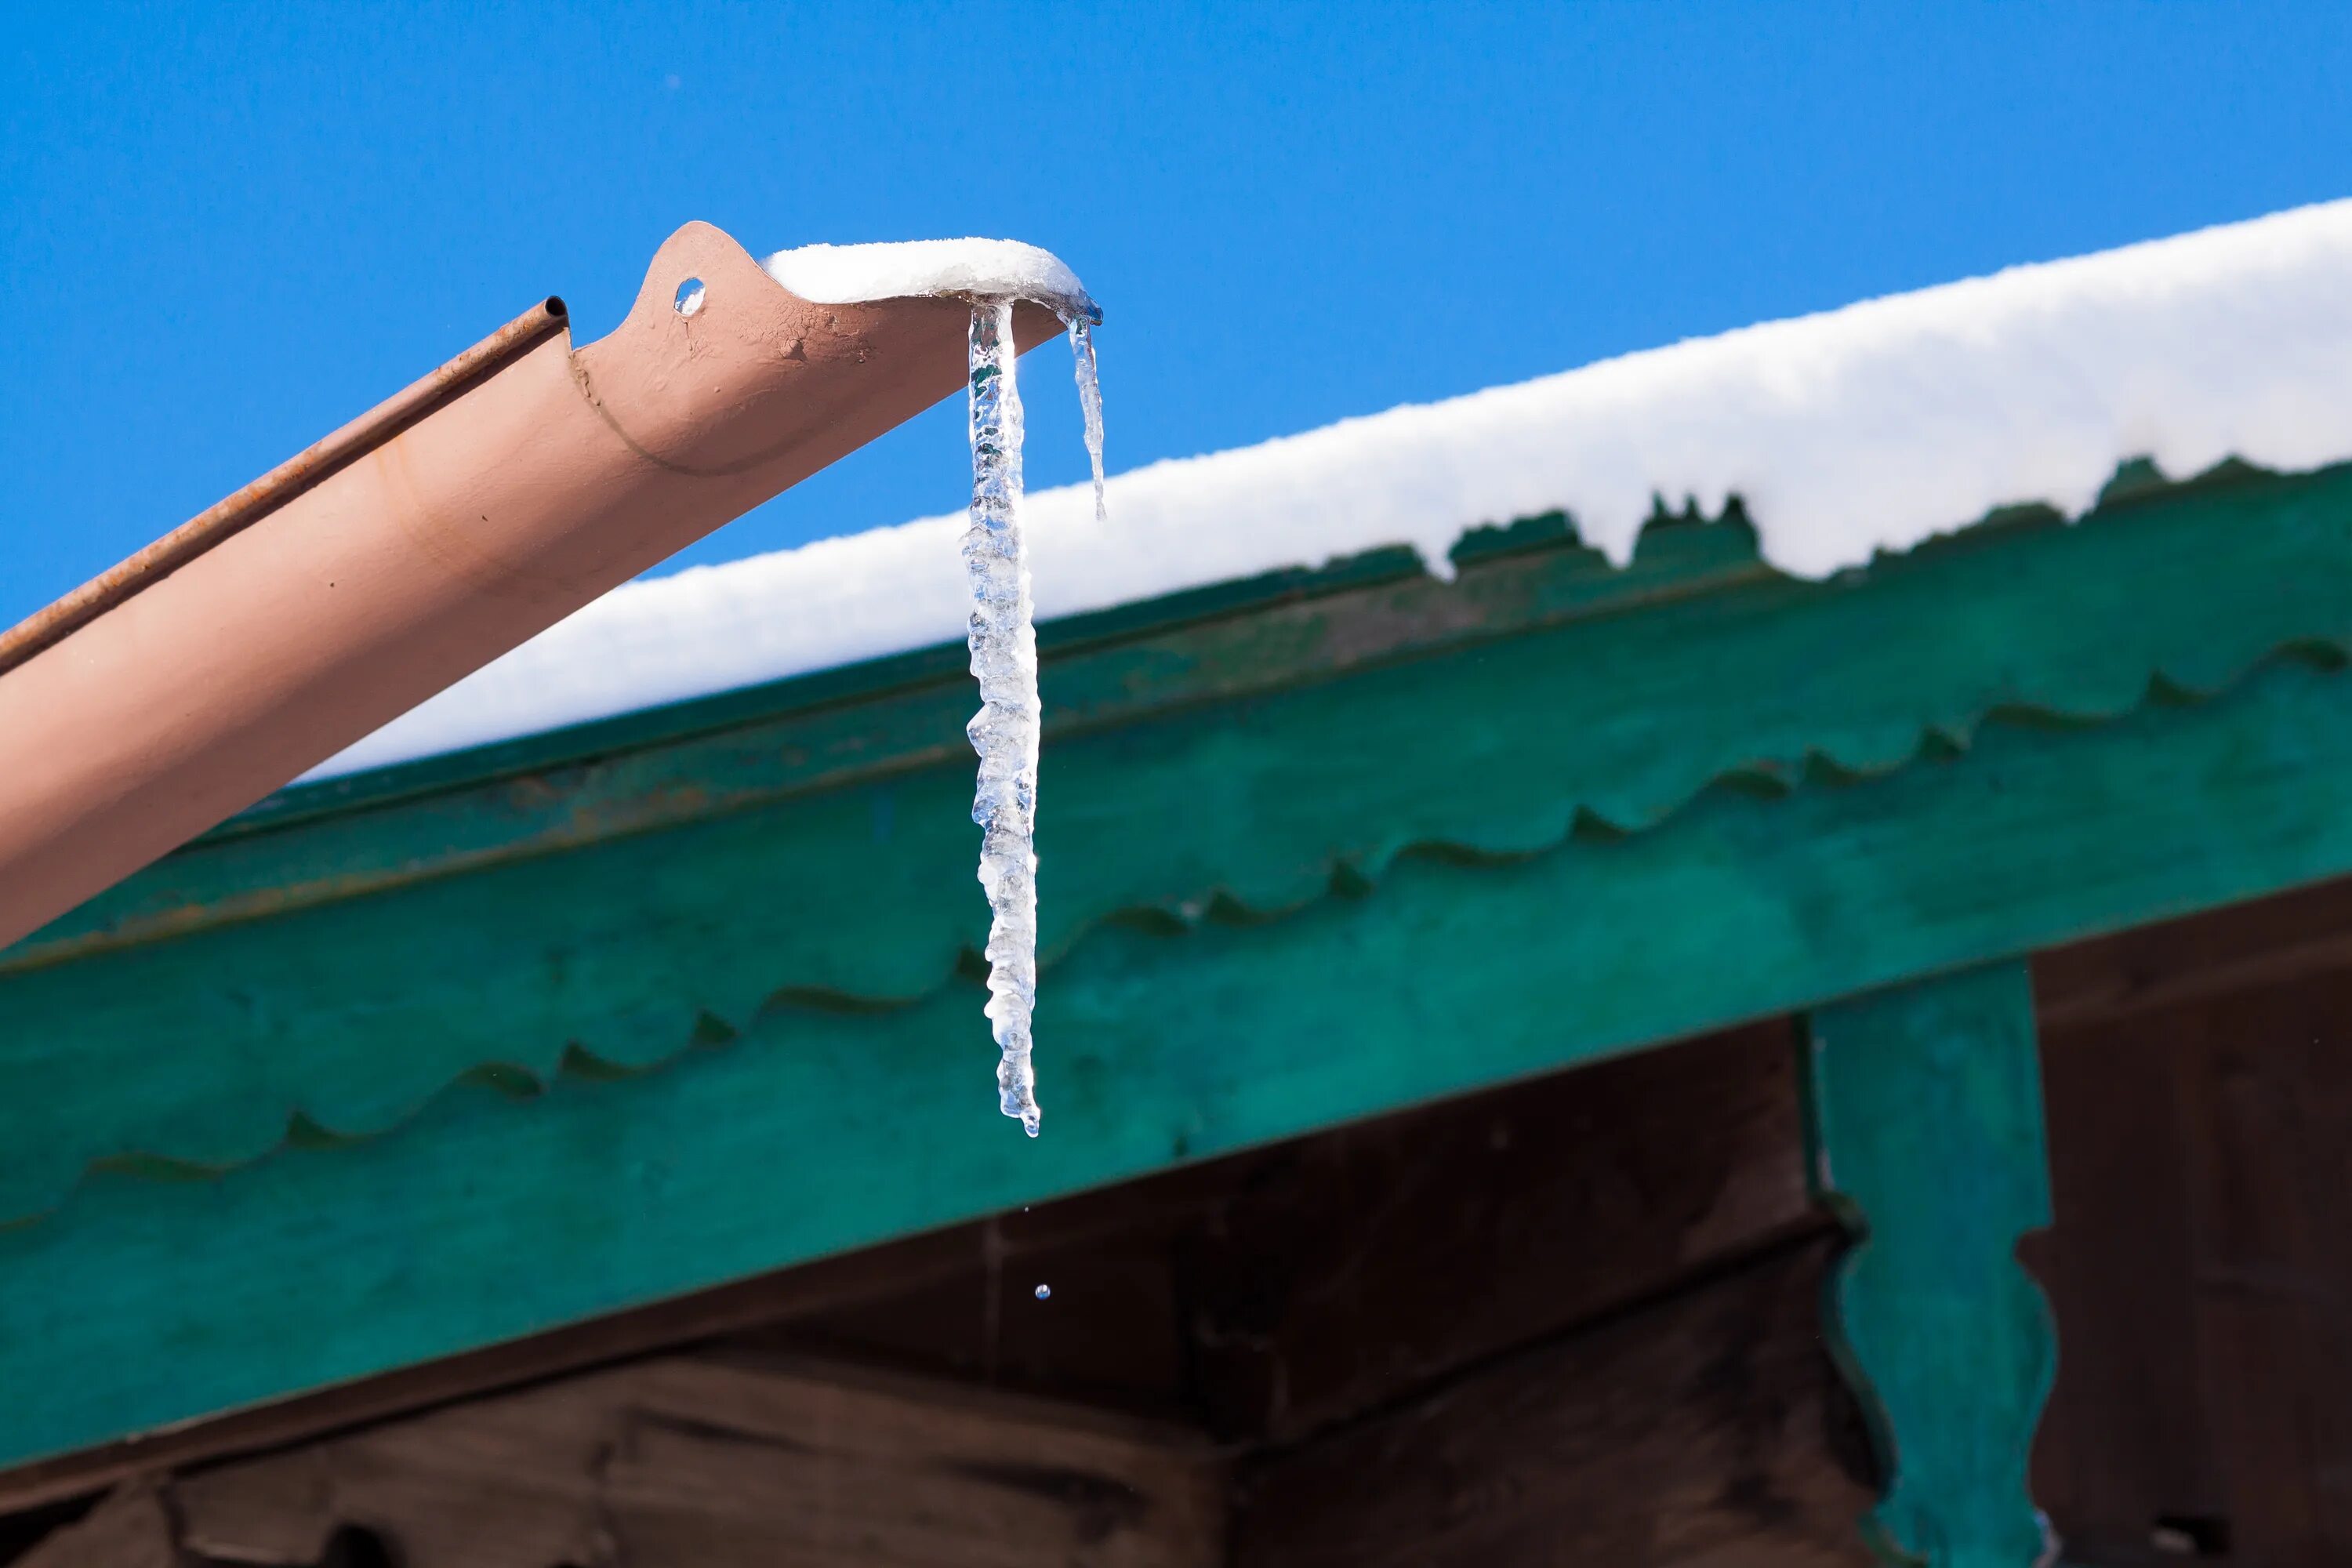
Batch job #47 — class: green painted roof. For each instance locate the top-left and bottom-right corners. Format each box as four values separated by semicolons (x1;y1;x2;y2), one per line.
3;456;2351;1465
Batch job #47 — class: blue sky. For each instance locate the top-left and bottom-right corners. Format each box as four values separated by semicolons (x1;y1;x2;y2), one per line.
4;2;2348;630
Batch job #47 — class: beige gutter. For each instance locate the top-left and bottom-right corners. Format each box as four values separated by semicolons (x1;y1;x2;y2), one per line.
0;220;1062;951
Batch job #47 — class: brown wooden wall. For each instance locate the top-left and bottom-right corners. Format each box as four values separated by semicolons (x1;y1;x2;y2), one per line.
2032;880;2352;1567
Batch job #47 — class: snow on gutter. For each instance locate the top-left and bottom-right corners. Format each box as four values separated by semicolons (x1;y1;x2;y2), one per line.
0;223;1078;950
765;238;1099;325
324;199;2352;782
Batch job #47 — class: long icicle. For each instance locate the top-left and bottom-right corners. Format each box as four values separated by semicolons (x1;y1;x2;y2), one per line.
964;299;1044;1134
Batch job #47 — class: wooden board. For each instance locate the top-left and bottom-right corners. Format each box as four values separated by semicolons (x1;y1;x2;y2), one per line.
1227;1236;1878;1568
2037;871;2352;1029
12;1486;176;1568
2171;979;2352;1564
2027;1004;2222;1565
1169;1019;1817;1443
145;1357;1221;1568
2029;900;2352;1566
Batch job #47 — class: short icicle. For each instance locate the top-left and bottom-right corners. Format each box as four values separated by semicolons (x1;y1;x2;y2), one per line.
1067;317;1108;524
964;299;1044;1135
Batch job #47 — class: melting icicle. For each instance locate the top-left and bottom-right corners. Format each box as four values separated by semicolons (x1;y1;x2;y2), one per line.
964;299;1044;1136
1068;318;1108;525
962;299;1108;1138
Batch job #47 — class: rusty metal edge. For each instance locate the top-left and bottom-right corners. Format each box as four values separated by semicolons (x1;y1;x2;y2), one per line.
0;298;572;681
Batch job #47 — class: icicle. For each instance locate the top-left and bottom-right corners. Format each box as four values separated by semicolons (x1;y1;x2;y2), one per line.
1066;317;1108;525
964;299;1044;1136
959;303;1108;1136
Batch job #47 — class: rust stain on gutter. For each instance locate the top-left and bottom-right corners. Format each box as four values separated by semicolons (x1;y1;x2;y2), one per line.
0;300;572;680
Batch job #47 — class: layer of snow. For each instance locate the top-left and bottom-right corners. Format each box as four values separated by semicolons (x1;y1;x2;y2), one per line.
313;200;2352;781
764;240;1099;323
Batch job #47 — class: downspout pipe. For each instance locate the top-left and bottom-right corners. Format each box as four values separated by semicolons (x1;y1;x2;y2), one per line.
0;221;1065;951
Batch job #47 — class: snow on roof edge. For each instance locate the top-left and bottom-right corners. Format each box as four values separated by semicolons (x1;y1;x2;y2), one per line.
311;198;2352;782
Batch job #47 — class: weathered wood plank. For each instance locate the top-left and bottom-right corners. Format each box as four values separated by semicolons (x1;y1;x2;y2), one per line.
1227;1236;1877;1568
14;640;2352;1468
1805;964;2056;1567
11;1483;177;1568
2168;977;2352;1565
2034;871;2352;1029
2025;1006;2222;1565
162;1356;1223;1568
1173;1020;1819;1443
2036;959;2352;1566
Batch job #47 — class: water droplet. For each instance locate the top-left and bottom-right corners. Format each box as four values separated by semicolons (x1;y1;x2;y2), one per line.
1033;1283;1051;1301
